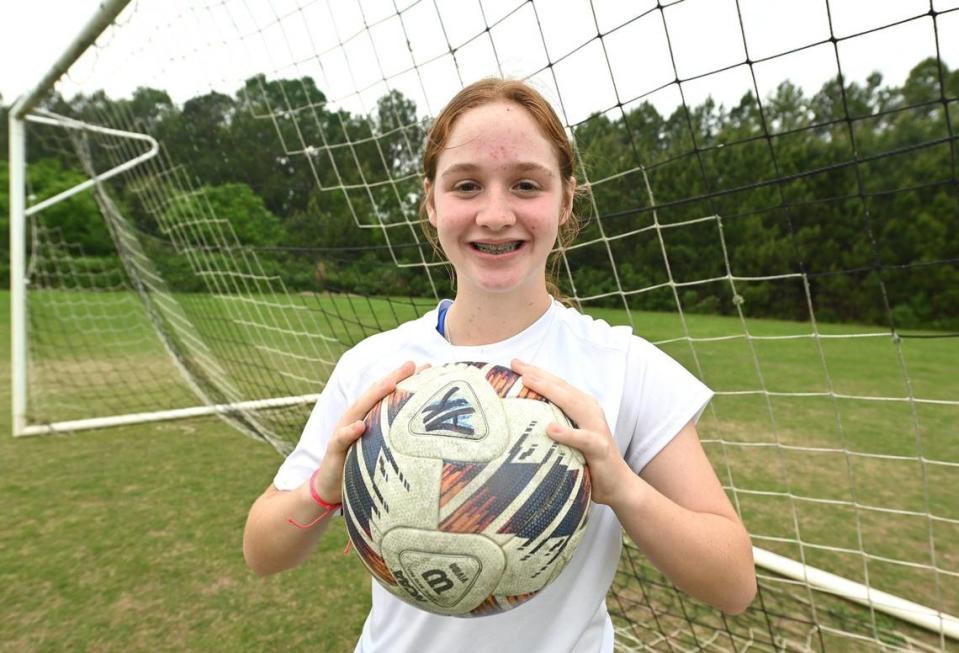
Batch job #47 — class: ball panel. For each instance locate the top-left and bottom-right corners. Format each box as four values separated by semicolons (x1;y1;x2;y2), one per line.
483;364;521;398
372;453;444;531
439;461;485;508
436;427;544;533
358;398;393;489
434;394;591;597
497;461;581;539
346;398;442;535
561;465;591;541
467;592;537;618
379;528;506;615
436;459;504;523
410;381;488;441
467;595;501;617
493;466;589;596
398;551;481;608
344;499;396;587
390;368;511;463
386;388;414;427
515;385;549;402
343;437;378;539
480;399;585;537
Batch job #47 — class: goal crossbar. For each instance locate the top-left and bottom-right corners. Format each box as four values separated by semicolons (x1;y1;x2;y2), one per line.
16;393;321;438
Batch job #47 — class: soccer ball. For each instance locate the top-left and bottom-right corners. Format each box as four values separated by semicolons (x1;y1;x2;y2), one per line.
342;361;592;617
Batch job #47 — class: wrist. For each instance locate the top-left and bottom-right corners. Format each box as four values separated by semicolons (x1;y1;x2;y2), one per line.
307;462;344;505
305;467;342;510
605;461;647;514
288;469;342;530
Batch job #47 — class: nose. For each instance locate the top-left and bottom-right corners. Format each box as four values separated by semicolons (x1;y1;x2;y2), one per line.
475;188;515;230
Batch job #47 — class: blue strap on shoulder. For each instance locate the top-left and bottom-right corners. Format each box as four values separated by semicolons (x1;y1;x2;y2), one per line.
436;299;453;338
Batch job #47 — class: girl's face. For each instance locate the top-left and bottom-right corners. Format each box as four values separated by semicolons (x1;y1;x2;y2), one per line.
425;101;571;300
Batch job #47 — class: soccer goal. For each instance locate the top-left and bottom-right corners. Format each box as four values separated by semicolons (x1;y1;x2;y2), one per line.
8;0;959;649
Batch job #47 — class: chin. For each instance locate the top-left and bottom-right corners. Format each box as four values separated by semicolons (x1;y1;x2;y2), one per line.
469;275;540;296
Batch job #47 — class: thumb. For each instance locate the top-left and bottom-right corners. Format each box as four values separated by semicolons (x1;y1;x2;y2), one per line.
330;420;366;454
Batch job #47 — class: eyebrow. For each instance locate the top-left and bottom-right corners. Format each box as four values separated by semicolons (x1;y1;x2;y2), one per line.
439;161;555;178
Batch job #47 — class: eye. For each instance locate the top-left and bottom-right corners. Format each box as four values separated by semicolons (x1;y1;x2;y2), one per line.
514;180;541;193
453;180;481;193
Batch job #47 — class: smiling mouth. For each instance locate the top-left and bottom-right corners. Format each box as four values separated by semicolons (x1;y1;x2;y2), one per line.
471;241;523;254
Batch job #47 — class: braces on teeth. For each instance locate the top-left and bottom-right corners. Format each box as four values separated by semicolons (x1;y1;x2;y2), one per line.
474;242;520;253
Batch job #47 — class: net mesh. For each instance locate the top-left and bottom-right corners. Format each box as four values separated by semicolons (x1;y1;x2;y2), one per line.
16;0;959;650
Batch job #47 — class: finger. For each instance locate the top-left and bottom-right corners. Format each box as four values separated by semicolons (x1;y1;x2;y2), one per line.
511;358;566;388
546;422;593;455
515;367;596;427
342;360;416;424
391;359;417;380
511;358;537;374
329;419;366;452
546;422;604;458
512;358;558;375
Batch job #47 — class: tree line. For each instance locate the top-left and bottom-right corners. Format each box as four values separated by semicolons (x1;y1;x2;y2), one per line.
2;57;957;329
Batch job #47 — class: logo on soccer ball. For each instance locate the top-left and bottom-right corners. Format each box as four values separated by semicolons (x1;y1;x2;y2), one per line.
398;551;483;608
410;382;488;440
421;569;453;593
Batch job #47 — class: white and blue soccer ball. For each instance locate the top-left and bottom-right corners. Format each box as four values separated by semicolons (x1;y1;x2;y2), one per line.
342;361;592;617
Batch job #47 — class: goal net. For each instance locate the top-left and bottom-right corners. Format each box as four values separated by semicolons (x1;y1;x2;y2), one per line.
8;0;959;650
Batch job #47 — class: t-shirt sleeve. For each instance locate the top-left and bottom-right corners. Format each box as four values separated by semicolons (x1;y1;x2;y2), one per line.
272;355;353;491
621;337;714;473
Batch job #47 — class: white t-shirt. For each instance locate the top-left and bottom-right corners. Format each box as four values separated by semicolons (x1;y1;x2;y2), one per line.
274;299;713;653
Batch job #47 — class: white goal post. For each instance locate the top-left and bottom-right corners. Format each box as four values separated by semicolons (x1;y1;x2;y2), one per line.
9;0;959;650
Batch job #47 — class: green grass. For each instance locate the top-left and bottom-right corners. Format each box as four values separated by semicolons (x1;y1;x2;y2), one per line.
2;289;957;651
1;291;374;651
0;419;373;652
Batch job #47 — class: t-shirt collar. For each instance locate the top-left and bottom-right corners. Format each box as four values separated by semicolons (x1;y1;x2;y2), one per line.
428;298;559;362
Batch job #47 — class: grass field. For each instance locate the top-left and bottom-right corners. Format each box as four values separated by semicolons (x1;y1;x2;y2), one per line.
2;291;374;652
2;289;957;651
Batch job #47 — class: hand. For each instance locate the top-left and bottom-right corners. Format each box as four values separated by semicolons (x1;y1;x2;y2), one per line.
511;358;634;507
310;361;421;503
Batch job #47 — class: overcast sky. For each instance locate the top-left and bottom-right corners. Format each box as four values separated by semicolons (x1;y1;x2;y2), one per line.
1;0;100;103
3;0;959;124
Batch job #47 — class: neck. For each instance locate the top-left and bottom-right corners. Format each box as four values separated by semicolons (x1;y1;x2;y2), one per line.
445;287;552;346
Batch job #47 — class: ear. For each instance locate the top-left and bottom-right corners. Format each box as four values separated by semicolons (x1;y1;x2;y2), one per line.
560;177;576;225
423;177;437;227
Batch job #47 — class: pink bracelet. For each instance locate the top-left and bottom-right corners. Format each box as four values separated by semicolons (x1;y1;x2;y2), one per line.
307;467;342;510
288;468;343;529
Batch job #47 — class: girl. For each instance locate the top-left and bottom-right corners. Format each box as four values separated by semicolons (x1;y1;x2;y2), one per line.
243;78;756;652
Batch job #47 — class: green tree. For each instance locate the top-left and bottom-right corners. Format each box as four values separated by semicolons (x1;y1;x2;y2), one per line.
19;158;109;254
162;182;285;248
